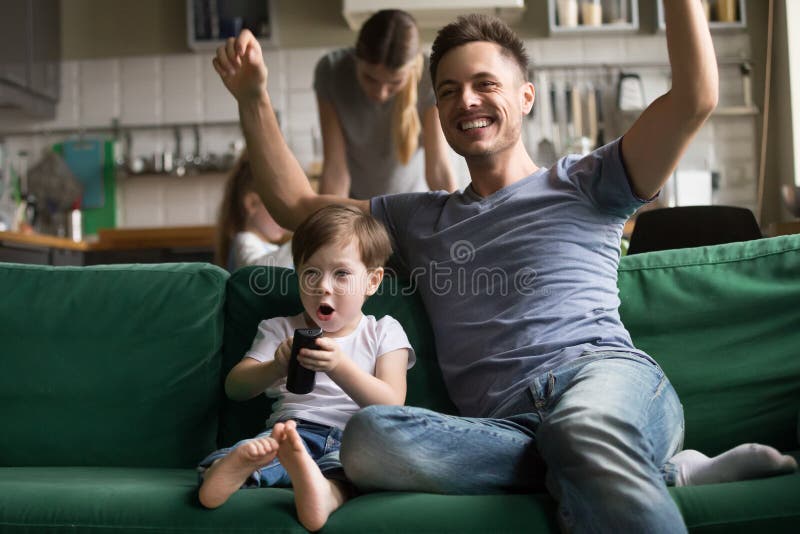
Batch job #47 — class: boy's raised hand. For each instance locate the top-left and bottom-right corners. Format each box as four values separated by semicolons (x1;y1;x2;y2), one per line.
212;29;268;102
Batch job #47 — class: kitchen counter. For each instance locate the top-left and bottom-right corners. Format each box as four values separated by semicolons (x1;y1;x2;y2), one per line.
0;226;216;266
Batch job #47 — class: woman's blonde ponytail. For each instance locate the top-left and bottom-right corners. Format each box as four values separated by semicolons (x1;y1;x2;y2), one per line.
392;54;423;165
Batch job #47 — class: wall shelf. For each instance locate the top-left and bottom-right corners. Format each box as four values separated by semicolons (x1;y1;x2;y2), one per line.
657;0;746;32
548;0;639;36
0;119;245;139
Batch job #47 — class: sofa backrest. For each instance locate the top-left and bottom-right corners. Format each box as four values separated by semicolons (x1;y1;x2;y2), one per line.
618;234;800;455
220;235;800;456
219;267;457;447
0;262;228;468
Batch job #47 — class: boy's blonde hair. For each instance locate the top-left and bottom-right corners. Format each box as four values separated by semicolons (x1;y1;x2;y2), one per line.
291;205;392;269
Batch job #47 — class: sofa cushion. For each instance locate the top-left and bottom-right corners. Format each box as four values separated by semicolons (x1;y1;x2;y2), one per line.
2;466;796;533
0;263;228;468
670;462;800;534
0;467;304;533
618;234;800;454
219;267;457;447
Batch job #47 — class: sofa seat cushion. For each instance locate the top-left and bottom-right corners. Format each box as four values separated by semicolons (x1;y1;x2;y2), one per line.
324;492;558;533
671;465;800;533
321;471;800;534
0;467;304;533
1;465;796;533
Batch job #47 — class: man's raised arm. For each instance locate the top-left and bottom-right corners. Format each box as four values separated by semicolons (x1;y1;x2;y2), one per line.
213;30;369;231
620;0;719;200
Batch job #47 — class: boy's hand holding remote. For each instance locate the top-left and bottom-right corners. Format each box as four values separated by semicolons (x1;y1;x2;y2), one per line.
297;336;345;373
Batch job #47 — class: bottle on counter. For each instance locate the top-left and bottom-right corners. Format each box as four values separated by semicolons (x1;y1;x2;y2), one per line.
68;200;82;243
14;150;31;233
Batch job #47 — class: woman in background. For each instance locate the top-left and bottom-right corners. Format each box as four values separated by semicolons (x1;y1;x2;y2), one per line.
215;155;293;271
314;9;456;199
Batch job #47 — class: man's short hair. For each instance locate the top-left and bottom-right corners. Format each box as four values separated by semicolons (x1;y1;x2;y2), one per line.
292;205;392;269
430;14;529;86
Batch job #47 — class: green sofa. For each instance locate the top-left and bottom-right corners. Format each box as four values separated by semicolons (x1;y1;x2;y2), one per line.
1;235;799;533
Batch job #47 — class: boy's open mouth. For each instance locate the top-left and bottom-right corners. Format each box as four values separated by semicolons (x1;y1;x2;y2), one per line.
317;303;335;321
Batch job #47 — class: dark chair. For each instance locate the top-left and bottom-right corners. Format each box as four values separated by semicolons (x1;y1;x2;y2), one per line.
627;205;762;255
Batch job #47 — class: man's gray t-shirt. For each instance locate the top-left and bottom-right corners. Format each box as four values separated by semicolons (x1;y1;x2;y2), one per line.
371;138;654;418
314;48;436;199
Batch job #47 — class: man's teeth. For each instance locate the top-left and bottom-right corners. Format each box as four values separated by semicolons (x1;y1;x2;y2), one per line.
461;119;491;131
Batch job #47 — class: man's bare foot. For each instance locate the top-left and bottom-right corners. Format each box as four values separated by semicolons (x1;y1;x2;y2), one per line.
198;436;279;509
276;420;348;532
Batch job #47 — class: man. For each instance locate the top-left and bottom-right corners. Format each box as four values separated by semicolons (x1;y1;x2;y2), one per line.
213;2;796;531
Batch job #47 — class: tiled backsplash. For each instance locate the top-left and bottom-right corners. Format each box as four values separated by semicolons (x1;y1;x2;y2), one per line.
0;32;757;228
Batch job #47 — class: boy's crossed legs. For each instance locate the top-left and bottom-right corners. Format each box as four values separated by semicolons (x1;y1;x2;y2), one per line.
198;421;349;531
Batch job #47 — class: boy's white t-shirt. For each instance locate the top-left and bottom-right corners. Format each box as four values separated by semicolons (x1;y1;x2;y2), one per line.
245;312;416;430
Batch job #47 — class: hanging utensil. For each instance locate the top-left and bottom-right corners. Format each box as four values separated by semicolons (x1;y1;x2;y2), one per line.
617;72;645;111
595;86;606;147
586;83;598;149
550;85;562;156
571;82;583;142
536;72;557;168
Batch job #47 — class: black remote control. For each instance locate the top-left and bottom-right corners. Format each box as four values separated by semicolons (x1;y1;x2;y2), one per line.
286;327;323;394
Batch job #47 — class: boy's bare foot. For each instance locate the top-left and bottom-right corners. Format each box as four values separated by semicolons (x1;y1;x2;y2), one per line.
275;420;348;532
198;436;279;509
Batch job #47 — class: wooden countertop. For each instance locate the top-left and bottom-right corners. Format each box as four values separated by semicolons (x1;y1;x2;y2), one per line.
0;226;215;251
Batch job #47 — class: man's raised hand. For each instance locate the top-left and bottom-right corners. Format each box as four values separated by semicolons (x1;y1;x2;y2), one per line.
212;29;268;102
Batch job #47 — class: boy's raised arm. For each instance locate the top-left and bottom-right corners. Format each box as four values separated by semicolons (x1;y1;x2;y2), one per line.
620;0;719;201
213;30;369;231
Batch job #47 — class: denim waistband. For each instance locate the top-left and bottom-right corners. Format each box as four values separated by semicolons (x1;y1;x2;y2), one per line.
488;350;661;419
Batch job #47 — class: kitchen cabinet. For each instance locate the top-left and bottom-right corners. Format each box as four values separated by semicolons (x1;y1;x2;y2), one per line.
0;0;29;89
0;0;60;118
657;0;746;31
548;0;639;35
29;0;61;101
187;0;277;51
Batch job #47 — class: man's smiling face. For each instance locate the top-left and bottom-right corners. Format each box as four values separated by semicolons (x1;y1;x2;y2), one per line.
434;41;533;161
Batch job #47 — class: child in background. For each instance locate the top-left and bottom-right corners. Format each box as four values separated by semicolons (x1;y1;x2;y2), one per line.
215;154;294;271
198;205;415;531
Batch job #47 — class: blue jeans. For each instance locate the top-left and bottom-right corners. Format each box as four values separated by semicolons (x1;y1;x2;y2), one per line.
197;419;344;488
340;351;686;533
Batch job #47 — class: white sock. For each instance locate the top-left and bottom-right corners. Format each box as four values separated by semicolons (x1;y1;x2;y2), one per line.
671;444;798;487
